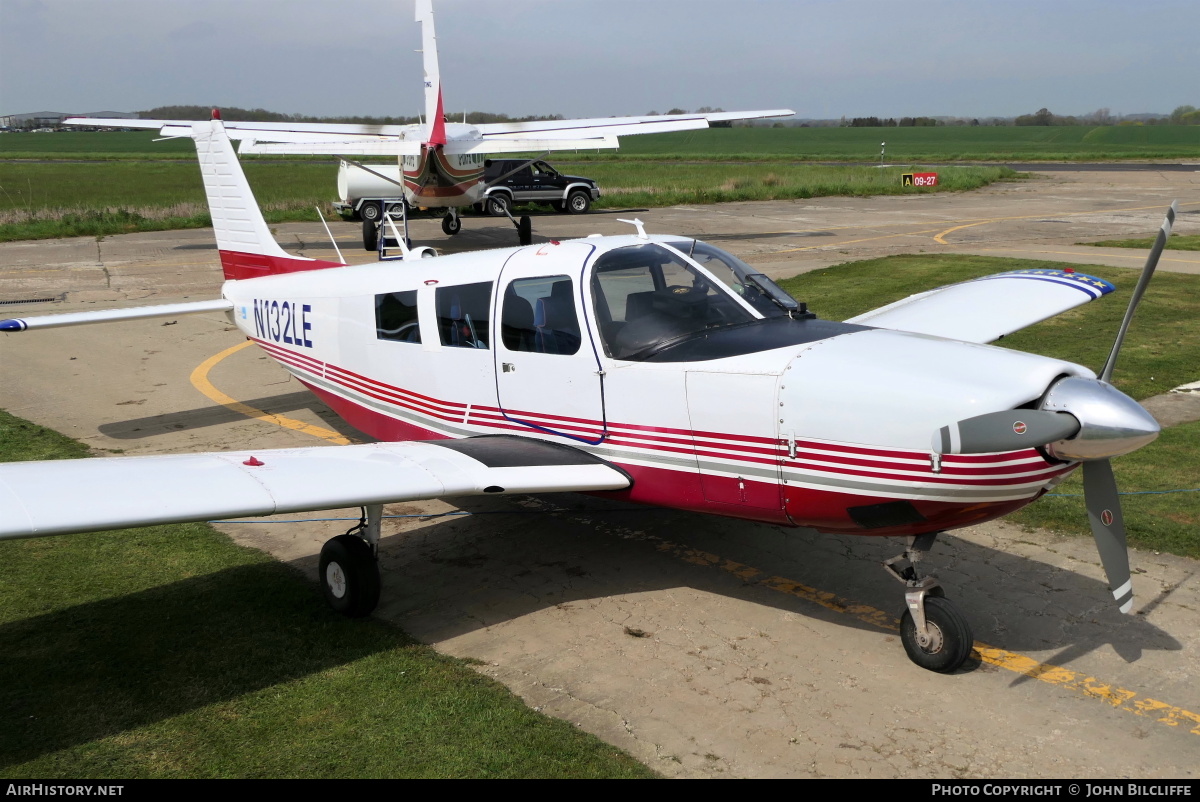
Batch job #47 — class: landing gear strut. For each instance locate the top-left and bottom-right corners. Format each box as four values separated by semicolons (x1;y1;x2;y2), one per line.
319;504;382;617
883;532;973;673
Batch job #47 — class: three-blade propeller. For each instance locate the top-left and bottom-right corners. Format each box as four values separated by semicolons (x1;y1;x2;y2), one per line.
936;202;1177;614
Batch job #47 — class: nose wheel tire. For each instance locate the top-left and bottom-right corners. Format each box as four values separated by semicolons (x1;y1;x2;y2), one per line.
899;596;973;673
441;213;461;235
319;534;381;618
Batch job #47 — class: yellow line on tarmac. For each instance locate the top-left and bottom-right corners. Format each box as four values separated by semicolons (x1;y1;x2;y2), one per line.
189;340;352;445
935;221;990;244
194;341;1200;737
656;536;1200;736
929;200;1199;245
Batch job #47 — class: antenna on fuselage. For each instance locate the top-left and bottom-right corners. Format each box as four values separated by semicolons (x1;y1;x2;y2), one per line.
617;218;649;239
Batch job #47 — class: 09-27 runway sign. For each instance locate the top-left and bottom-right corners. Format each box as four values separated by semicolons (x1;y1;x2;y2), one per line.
902;172;939;187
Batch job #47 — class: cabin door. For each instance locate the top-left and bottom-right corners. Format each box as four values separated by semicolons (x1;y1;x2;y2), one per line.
493;242;607;444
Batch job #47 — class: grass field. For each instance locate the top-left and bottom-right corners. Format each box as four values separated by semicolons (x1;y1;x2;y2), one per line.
3;125;1199;162
777;255;1200;557
0;411;657;779
0;158;1018;242
1088;234;1200;251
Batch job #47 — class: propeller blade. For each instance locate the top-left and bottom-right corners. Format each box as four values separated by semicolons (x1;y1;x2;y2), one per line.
1083;459;1133;613
934;409;1080;455
1100;201;1177;383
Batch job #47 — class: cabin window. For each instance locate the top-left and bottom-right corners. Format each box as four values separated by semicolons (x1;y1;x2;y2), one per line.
502;276;581;355
590;243;755;360
436;282;492;349
375;290;421;343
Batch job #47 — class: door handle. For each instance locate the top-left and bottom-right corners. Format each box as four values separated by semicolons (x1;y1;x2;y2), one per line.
502;362;515;373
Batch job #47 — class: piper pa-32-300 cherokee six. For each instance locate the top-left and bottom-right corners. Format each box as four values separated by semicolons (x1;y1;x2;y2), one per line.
0;119;1173;674
64;0;791;251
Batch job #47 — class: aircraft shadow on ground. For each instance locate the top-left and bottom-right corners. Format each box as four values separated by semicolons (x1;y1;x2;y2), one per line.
0;561;402;769
98;391;365;442
1;491;1183;766
287;491;1183;679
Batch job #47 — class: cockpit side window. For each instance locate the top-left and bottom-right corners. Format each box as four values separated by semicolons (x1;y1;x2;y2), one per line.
667;240;793;318
436;282;492;349
375;290;421;343
590;244;755;360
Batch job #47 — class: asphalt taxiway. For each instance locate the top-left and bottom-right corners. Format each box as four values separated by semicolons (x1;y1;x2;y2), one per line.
1;166;1198;778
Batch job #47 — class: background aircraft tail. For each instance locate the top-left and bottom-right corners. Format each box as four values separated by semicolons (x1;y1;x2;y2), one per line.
192;118;343;280
416;0;446;146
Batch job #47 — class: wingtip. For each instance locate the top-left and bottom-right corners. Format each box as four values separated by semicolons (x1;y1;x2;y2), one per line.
0;319;27;332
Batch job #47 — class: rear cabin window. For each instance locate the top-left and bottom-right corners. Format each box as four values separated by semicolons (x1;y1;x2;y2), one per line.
501;276;581;355
375;291;421;343
436;282;492;349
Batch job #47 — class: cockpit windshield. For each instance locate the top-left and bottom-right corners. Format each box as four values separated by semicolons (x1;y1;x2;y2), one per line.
590;243;758;360
665;240;801;318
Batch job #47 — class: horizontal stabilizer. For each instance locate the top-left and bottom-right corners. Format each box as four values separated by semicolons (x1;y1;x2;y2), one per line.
846;268;1115;343
0;299;233;332
0;437;631;540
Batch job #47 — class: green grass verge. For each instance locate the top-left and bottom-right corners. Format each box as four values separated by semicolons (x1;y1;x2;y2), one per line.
0;411;656;778
0;159;1018;242
777;255;1200;555
1085;234;1200;251
4;125;1199;161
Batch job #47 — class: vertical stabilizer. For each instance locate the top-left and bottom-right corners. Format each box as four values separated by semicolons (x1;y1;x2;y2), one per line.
416;0;446;146
192;119;341;280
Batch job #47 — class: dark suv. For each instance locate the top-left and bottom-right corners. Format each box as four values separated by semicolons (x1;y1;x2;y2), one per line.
477;159;600;216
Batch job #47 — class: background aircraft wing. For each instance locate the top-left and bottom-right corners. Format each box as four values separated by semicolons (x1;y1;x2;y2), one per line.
476;109;794;139
63;118;419;141
0;437;631;540
844;268;1116;344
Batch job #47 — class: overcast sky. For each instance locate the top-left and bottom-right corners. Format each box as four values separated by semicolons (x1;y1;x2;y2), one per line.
1;0;1197;120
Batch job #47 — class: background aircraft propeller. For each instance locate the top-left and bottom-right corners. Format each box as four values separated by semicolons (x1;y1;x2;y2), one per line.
935;202;1177;614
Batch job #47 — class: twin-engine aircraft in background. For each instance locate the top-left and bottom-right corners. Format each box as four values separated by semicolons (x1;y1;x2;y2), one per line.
64;0;792;247
0;117;1174;674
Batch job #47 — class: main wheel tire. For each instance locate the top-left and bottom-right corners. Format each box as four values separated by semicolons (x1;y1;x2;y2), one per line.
486;194;511;217
362;217;378;251
441;213;461;235
360;201;382;222
566;190;591;214
899;596;973;674
319;535;381;618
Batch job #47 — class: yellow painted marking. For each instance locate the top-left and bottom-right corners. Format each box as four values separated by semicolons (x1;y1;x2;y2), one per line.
196;340;1200;737
189;340;351;445
935;221;990;244
648;534;1199;735
767;227;947;254
968;247;1200;266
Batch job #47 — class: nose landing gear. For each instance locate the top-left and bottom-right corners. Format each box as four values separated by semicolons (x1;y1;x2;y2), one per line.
884;532;974;673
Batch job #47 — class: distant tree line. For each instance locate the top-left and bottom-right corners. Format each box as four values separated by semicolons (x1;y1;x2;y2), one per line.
137;106;565;126
844;116;940;127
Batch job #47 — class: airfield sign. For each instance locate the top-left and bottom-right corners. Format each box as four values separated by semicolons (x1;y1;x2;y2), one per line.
902;172;939;187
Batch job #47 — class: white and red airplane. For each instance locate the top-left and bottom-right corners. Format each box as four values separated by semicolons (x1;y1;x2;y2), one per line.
0;118;1174;673
64;0;792;244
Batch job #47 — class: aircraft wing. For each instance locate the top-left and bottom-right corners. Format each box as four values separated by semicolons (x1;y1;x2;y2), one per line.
63;118;417;141
475;109;795;138
844;268;1116;344
0;437;631;540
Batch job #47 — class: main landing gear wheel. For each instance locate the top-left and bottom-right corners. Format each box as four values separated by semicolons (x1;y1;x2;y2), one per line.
441;212;461;235
362;217;378;251
319;534;381;617
899;595;973;673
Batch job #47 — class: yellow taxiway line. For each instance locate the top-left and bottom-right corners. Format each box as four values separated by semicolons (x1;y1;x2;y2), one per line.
194;332;1200;738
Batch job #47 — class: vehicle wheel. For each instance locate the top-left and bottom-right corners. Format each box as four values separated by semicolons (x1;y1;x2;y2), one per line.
441;213;461;235
566;190;591;214
386;201;406;219
360;201;382;222
552;200;567;213
319;535;381;617
362;217;378;251
899;596;973;673
486;194;511;217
